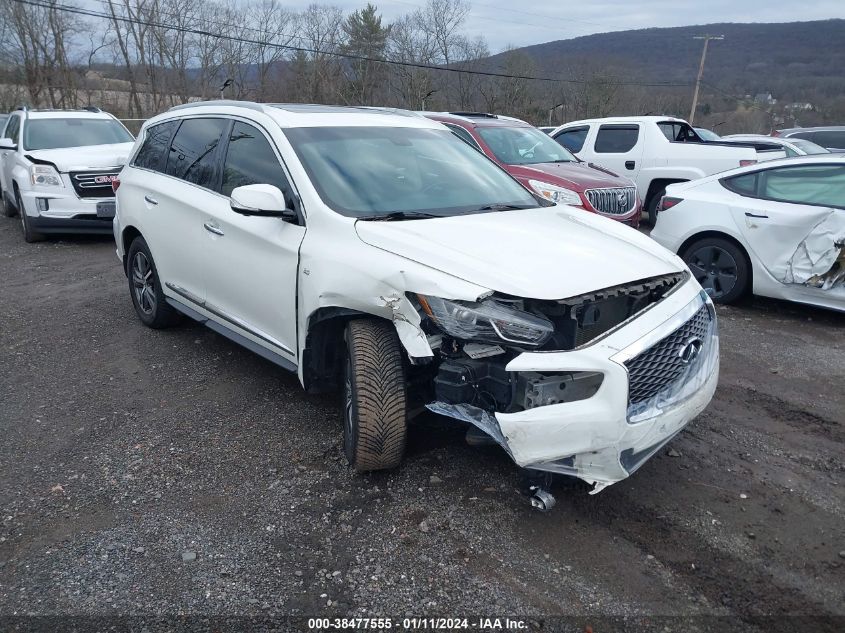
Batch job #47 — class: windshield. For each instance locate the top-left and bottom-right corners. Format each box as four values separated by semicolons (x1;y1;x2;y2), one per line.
695;128;720;141
24;118;134;150
789;139;830;155
283;126;541;218
476;126;577;165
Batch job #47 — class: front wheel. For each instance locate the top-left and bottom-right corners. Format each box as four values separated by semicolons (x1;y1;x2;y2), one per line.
126;236;181;328
342;319;408;472
17;189;44;243
682;237;750;304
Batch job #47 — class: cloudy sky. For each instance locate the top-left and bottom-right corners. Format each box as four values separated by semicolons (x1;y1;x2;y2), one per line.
282;0;845;51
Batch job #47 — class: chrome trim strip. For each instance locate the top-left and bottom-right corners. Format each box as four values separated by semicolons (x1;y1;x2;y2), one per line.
611;291;708;365
165;282;295;357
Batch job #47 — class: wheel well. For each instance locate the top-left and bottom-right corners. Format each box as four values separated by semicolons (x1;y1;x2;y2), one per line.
121;226;142;275
645;179;687;208
678;230;753;288
302;308;381;394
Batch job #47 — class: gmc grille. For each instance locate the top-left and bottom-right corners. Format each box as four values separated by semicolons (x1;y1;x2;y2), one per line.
69;169;120;199
624;304;712;407
585;186;637;215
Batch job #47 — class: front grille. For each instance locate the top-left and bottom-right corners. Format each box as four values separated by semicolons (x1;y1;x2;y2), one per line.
69;169;120;198
624;304;712;406
585;186;637;215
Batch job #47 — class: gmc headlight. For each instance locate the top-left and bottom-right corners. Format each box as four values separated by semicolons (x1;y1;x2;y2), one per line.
527;179;581;206
30;164;63;188
417;295;553;347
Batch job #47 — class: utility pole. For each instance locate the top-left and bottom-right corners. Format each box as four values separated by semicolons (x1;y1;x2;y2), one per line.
689;35;723;124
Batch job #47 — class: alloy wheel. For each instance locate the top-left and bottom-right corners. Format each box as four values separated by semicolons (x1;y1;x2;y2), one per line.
131;251;157;315
687;245;738;299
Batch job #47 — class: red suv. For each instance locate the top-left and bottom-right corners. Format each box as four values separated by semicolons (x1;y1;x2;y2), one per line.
422;112;641;227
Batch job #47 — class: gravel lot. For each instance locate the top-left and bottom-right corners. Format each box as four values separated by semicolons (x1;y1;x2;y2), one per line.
0;216;843;632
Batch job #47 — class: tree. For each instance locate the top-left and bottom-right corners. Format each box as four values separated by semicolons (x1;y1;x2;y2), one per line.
340;3;389;105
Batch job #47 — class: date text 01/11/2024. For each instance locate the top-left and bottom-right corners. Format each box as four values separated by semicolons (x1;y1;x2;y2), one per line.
307;617;528;629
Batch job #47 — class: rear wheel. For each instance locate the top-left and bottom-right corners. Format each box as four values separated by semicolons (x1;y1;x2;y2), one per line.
17;188;44;243
342;319;408;472
682;237;750;304
646;188;665;226
127;236;181;328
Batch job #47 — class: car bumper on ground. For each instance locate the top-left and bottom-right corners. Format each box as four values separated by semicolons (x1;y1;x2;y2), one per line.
429;282;719;492
20;189;115;235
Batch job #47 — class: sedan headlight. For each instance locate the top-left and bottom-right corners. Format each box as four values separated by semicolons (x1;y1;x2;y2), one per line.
527;179;581;206
417;295;553;347
30;164;64;188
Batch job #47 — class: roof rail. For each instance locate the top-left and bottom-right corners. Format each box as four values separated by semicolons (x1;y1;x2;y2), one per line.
449;111;498;119
169;100;265;112
82;106;101;113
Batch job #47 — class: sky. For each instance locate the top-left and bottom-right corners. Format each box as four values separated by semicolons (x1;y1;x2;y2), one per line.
279;0;845;52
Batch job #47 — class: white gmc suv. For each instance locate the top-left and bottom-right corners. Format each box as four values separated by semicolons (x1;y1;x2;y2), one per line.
0;107;135;242
114;101;719;497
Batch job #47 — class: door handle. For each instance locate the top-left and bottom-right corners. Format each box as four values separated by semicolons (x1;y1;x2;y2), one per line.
744;212;768;219
144;195;158;205
203;221;224;236
625;160;635;170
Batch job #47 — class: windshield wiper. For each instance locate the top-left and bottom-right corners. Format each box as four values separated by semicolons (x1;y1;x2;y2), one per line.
357;211;443;221
473;203;535;212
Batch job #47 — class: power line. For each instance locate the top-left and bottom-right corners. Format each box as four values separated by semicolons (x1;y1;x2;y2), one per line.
13;0;692;88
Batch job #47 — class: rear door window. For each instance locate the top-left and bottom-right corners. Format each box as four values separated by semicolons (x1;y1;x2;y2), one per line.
794;131;845;150
553;126;589;152
594;125;640;153
165;117;229;189
759;164;845;209
133;120;178;173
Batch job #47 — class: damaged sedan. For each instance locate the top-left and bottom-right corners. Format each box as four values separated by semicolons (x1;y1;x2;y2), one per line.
114;101;719;497
651;155;845;311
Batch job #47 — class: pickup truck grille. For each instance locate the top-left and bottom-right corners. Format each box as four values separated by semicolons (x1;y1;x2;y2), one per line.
624;304;712;407
585;186;637;215
69;169;120;199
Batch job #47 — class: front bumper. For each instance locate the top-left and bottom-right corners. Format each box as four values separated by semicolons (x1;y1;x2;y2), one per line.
429;281;719;492
19;189;115;235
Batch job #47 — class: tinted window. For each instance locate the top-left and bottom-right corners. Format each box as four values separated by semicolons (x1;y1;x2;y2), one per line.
723;172;759;196
795;131;845;150
23;118;133;150
283;126;541;218
658;122;699;142
554;126;588;152
477;126;576;165
133;120;178;172
444;123;481;150
166;118;228;188
4;115;20;144
594;125;639;153
759;164;845;208
221;122;291;200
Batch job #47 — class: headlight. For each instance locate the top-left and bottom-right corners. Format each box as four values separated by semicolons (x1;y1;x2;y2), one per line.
417;295;553;347
30;164;63;188
527;179;581;206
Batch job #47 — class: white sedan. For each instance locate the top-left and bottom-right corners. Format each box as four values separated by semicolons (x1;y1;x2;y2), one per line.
722;134;830;159
651;155;845;311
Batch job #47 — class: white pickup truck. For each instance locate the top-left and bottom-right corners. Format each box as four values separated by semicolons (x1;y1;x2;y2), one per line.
550;116;784;224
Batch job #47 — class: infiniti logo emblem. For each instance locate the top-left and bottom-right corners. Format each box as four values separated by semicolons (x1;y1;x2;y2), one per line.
678;337;704;364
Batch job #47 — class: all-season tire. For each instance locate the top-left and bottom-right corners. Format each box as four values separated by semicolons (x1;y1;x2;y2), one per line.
681;236;750;304
126;236;181;329
646;187;665;226
342;319;407;472
17;188;44;243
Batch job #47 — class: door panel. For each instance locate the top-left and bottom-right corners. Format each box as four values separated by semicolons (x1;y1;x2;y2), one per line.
581;123;644;179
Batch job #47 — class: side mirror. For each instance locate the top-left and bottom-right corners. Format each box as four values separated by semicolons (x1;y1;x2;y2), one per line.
0;138;17;151
230;184;298;222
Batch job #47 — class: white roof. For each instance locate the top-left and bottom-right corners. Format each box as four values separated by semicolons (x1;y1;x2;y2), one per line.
560;115;688;127
146;101;444;130
23;110;116;120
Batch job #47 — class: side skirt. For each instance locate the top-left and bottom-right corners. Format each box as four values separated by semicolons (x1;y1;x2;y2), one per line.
165;296;297;373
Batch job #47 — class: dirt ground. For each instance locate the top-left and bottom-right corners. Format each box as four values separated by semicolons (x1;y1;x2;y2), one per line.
0;216;843;633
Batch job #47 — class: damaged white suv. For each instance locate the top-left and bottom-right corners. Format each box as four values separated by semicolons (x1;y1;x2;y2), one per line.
114;101;719;493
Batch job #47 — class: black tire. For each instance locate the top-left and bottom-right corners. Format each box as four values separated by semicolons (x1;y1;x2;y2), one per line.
126;236;181;329
681;236;750;304
342;319;407;472
17;188;44;243
3;189;17;217
646;188;665;227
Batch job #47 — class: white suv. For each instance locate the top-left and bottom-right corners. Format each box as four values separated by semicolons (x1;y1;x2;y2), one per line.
114;101;719;495
0;107;135;242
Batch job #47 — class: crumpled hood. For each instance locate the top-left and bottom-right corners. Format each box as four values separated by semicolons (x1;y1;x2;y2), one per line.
355;206;683;300
25;142;134;172
507;161;632;191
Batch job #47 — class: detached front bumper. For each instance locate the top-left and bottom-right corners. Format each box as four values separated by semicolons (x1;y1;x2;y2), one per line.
429;282;719;492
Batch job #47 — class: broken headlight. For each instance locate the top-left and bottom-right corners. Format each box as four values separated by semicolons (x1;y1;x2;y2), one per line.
417;294;553;347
